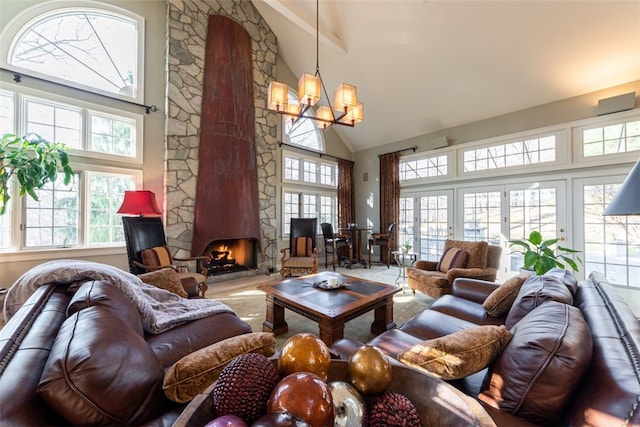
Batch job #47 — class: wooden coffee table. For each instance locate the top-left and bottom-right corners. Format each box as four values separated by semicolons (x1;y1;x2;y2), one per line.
258;271;401;346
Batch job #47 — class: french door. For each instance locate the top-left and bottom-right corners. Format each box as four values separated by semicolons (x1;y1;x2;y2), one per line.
400;190;454;262
401;180;567;280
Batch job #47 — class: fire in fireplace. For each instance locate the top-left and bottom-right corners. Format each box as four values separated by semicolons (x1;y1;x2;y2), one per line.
201;238;257;275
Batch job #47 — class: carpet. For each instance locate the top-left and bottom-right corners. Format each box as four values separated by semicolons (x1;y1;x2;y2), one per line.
205;265;435;348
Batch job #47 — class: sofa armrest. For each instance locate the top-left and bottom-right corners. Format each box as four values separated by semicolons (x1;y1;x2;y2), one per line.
450;277;501;304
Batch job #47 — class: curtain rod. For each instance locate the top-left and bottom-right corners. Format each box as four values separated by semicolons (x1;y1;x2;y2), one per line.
278;141;354;163
378;146;417;158
0;67;158;114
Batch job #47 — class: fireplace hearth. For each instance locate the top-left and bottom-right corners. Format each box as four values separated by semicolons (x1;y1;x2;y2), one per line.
201;238;257;276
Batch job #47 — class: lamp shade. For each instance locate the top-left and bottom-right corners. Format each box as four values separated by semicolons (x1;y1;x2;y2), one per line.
117;190;161;216
298;73;321;106
604;160;640;215
267;81;289;111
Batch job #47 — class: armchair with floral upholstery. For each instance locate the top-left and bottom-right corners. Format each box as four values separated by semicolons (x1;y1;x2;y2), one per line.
407;239;502;298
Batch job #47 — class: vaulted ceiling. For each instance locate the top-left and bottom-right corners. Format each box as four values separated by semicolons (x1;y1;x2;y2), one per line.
251;0;640;152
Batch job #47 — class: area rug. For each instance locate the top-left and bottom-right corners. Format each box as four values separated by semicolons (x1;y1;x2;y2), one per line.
205;265;434;348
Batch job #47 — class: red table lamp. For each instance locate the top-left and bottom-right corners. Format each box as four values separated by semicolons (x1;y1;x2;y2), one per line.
117;190;161;216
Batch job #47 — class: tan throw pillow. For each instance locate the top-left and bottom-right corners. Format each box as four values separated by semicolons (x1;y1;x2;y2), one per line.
292;236;313;257
141;245;173;266
398;325;512;380
482;274;529;317
436;247;469;273
163;332;276;403
139;268;188;298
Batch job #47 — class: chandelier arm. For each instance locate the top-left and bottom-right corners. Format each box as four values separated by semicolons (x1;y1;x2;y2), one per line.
276;110;353;127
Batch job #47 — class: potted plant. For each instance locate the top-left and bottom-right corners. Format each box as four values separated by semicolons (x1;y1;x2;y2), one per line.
509;230;583;275
401;240;412;253
0;133;73;215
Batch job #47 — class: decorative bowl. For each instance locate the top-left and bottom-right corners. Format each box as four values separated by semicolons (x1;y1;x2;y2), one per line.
173;359;495;426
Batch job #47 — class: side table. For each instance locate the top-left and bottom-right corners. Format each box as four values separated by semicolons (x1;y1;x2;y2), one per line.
392;250;417;292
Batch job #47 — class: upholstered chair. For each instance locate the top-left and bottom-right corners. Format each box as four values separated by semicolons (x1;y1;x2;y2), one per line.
280;218;318;277
407;239;502;298
122;216;210;297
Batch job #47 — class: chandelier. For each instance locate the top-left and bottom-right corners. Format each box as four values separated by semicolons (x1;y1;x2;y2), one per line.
267;0;364;129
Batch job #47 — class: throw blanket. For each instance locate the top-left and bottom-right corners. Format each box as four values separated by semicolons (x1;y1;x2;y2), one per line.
3;259;235;334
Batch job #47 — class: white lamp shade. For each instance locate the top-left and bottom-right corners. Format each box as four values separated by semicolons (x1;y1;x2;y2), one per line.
334;83;358;111
340;102;364;125
267;81;289;111
604;160;640;215
315;106;334;129
298;73;321;106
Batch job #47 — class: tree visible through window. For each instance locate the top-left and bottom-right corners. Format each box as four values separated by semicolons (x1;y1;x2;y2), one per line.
8;9;141;100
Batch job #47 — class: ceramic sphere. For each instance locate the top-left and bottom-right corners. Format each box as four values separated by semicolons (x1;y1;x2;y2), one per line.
251;411;310;426
278;333;331;381
204;414;248;427
267;372;335;427
347;345;392;395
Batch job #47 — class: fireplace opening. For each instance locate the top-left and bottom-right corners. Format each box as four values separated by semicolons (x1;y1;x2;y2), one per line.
201;238;257;276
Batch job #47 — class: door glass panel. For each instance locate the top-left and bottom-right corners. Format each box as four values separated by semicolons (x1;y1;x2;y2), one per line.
418;192;452;261
462;190;501;245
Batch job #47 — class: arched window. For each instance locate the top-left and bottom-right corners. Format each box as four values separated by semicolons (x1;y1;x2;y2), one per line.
283;89;324;151
3;4;143;102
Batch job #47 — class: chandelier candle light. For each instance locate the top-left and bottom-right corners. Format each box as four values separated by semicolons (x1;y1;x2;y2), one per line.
267;0;363;129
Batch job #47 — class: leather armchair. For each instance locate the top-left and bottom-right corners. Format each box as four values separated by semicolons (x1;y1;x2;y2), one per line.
122;216;209;297
407;239;502;298
280;218;318;277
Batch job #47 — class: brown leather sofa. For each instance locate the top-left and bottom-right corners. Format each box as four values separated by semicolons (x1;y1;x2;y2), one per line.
0;278;252;426
331;269;640;426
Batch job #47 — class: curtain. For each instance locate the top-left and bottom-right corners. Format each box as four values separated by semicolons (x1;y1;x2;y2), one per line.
379;152;400;262
337;159;355;228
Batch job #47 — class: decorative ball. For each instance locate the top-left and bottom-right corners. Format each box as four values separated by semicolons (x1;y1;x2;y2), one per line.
347;345;392;395
267;372;335;427
328;381;365;427
204;414;248;427
251;411;310;426
213;353;280;424
278;333;331;381
368;392;421;427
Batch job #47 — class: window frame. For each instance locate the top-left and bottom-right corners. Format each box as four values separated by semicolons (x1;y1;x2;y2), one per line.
1;2;145;104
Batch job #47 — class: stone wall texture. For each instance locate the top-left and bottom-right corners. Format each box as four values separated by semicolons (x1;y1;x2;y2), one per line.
166;0;278;275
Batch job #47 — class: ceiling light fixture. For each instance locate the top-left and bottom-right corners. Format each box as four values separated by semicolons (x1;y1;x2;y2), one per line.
267;0;363;129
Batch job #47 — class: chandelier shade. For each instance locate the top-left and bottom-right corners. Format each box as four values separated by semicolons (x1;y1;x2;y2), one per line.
117;190;162;216
266;0;363;128
267;81;289;111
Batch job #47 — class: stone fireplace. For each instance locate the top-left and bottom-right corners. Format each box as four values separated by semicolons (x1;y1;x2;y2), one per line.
164;0;278;280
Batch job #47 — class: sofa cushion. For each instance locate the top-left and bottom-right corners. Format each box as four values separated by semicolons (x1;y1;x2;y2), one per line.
141;245;173;266
163;332;276;403
37;306;166;425
139;268;188;298
436;248;469;273
479;301;592;424
292;236;313;257
505;273;573;329
482;274;528;317
67;280;145;337
398;325;512;380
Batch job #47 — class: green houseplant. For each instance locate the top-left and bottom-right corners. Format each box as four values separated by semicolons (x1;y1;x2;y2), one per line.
0;133;73;215
401;240;412;253
509;230;583;275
